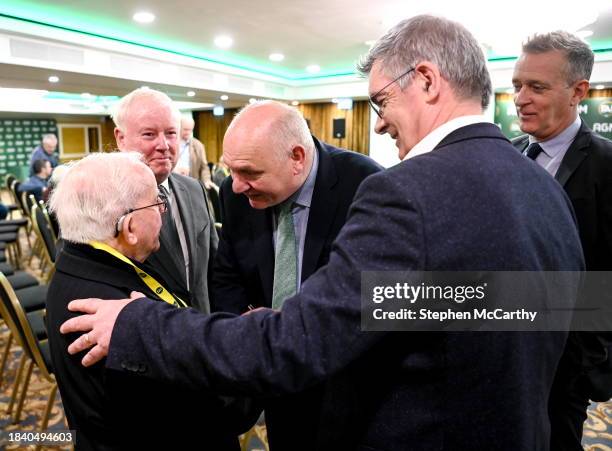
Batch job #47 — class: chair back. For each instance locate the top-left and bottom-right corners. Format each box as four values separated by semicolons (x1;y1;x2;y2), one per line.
11;180;26;213
206;185;222;224
31;204;57;264
38;200;59;240
5;174;16;192
0;272;52;379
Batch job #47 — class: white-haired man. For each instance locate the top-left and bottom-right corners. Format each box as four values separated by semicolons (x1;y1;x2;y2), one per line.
29;133;58;175
113;87;217;313
174;115;213;187
63;16;583;450
46;152;241;450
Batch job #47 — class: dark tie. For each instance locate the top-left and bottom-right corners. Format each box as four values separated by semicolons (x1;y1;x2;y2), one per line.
271;201;297;310
158;185;184;261
524;143;544;160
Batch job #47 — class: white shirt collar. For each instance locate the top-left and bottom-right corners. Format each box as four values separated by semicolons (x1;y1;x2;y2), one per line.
160;179;170;192
528;115;581;158
403;115;490;161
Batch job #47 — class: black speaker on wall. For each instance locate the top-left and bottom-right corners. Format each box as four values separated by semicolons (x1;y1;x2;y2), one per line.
333;118;346;139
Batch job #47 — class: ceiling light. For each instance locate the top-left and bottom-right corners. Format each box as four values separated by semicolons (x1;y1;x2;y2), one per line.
249;98;257;104
48;75;59;83
133;11;155;23
213;105;225;116
595;84;605;90
81;92;93;99
187;90;196;97
220;94;229;101
269;53;285;62
141;85;149;89
214;35;233;49
306;65;321;74
576;30;593;39
291;101;299;106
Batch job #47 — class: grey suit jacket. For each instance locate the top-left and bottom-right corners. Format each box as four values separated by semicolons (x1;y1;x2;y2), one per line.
143;173;218;313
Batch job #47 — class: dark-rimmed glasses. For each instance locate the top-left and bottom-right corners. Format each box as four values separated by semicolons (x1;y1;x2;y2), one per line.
368;67;415;119
114;193;168;237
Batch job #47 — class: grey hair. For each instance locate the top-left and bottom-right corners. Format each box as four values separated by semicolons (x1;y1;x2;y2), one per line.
112;87;181;131
41;133;57;144
357;14;492;109
181;114;195;127
522;31;594;84
49;152;154;243
231;100;314;160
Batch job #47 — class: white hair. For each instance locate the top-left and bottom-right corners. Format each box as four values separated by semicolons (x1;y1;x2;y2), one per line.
231;100;314;160
181;114;195;127
112;87;181;131
49;152;154;243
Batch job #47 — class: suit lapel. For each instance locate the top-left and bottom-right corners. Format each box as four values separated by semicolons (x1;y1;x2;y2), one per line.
169;175;195;287
250;208;274;303
555;122;591;187
302;138;339;281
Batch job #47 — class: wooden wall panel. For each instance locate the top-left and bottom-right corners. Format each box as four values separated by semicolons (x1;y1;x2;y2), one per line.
193;101;371;161
194;109;238;163
298;101;370;155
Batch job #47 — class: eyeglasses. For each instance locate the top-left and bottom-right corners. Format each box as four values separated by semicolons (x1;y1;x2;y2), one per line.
368;67;415;119
114;193;168;237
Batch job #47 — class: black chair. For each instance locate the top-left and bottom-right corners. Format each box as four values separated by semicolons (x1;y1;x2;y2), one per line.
30;203;56;281
206;185;222;224
3;174;20;218
0;272;56;435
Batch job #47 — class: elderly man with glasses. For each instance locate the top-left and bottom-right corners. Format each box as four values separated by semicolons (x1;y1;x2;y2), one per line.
45;152;244;450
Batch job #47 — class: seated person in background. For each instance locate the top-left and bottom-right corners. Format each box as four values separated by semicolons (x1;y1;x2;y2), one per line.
46;152;246;451
30;133;59;176
19;159;51;202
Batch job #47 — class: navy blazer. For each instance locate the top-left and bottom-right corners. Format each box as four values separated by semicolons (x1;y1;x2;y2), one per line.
107;123;584;450
210;136;382;450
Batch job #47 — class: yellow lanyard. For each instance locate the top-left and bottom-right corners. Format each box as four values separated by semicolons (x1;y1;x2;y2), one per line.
89;241;187;308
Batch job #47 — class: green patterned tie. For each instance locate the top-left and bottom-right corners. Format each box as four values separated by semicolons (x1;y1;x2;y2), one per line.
272;201;297;309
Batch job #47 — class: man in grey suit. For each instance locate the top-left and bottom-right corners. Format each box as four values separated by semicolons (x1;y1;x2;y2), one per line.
63;16;583;450
113;88;217;313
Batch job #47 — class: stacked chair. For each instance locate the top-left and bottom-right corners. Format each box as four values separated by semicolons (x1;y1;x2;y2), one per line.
0;175;63;449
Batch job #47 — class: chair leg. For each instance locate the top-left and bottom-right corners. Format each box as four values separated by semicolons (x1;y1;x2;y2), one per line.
0;332;13;388
7;353;26;415
12;358;34;423
34;383;58;451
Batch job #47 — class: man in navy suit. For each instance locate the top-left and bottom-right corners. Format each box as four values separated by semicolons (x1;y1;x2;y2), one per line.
511;31;612;450
62;15;584;450
210;100;382;450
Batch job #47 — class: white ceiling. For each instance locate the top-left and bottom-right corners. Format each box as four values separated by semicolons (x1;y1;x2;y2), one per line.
1;0;612;113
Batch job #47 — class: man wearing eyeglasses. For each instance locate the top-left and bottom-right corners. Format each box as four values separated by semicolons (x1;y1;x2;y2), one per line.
46;152;240;450
62;16;583;450
112;87;218;314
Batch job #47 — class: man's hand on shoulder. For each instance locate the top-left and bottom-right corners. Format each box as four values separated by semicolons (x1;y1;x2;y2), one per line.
60;291;145;367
